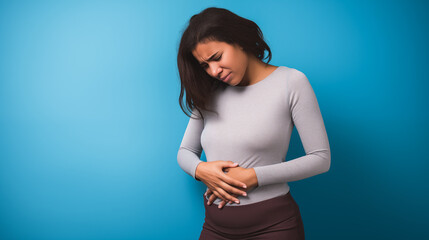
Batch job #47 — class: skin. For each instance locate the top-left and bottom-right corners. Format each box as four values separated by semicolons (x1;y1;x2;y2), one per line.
206;165;259;208
195;160;247;204
192;39;279;208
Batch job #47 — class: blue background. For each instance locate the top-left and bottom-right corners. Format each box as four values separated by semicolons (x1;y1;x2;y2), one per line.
0;0;428;239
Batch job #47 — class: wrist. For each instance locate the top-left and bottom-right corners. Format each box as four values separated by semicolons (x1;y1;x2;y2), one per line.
195;162;205;181
247;168;258;188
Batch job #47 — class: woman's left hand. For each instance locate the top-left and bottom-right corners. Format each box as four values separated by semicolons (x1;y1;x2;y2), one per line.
204;167;258;209
205;188;238;208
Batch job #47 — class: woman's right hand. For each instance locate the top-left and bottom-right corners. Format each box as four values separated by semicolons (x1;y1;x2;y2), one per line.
195;161;248;204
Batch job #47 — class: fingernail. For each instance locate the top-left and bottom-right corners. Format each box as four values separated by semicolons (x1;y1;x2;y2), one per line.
207;201;210;205
218;205;221;209
235;200;239;204
242;192;247;196
242;185;247;188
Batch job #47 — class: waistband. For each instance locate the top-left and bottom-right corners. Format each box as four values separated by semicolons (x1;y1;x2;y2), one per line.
202;190;302;237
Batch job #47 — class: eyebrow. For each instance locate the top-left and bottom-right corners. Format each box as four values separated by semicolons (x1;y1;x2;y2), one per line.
198;51;219;66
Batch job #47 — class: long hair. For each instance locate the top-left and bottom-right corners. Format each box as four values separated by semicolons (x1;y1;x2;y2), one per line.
177;7;272;120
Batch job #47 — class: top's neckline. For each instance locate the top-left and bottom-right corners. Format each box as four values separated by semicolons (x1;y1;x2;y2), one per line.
228;66;282;89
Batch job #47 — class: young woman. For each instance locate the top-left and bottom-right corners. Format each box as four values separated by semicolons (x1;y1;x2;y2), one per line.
176;7;330;239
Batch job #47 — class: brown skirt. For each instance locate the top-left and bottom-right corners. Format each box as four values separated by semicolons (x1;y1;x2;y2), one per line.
199;191;305;240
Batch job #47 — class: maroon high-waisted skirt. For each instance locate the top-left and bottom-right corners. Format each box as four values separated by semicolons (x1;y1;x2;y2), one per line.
199;191;305;240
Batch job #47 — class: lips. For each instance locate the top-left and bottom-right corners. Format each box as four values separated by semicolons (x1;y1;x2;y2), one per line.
221;72;231;81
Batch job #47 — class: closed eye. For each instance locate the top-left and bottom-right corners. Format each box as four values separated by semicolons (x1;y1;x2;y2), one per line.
202;55;222;69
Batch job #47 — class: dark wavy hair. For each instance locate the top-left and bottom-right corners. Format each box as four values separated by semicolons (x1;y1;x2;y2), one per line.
177;7;272;120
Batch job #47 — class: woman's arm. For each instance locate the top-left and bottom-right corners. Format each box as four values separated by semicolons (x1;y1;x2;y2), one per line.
177;109;204;181
177;108;248;203
252;70;331;187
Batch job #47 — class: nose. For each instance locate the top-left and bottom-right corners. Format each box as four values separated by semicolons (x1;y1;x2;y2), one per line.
208;63;222;78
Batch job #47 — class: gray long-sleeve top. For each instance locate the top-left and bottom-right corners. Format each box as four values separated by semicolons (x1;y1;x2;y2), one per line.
177;66;331;206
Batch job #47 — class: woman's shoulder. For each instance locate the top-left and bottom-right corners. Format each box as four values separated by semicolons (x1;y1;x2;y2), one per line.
277;65;307;79
275;66;313;97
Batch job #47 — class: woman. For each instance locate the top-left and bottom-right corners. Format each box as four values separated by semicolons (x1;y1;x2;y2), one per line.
176;7;330;239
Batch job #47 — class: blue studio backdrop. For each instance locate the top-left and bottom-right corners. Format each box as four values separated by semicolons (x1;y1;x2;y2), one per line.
0;0;428;239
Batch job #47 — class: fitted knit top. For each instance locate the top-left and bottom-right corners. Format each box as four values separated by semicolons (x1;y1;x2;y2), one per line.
177;66;331;206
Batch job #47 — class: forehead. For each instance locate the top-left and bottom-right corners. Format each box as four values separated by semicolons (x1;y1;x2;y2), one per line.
192;41;228;60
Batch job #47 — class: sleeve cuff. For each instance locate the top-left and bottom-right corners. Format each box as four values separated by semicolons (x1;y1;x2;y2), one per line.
192;160;204;181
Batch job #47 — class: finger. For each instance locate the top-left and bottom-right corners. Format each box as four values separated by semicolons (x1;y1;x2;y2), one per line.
221;174;248;190
213;187;232;202
208;191;219;205
211;191;240;207
221;161;239;168
211;189;230;203
219;200;227;209
228;193;237;204
219;192;237;208
220;193;238;208
230;193;238;204
204;188;212;197
209;192;217;201
217;180;247;199
214;186;240;204
222;161;240;172
208;191;226;205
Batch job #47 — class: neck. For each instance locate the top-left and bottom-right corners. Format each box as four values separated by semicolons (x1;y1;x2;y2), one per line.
238;56;273;86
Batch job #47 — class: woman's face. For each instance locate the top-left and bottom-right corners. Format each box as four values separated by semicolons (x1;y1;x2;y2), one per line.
192;40;249;86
